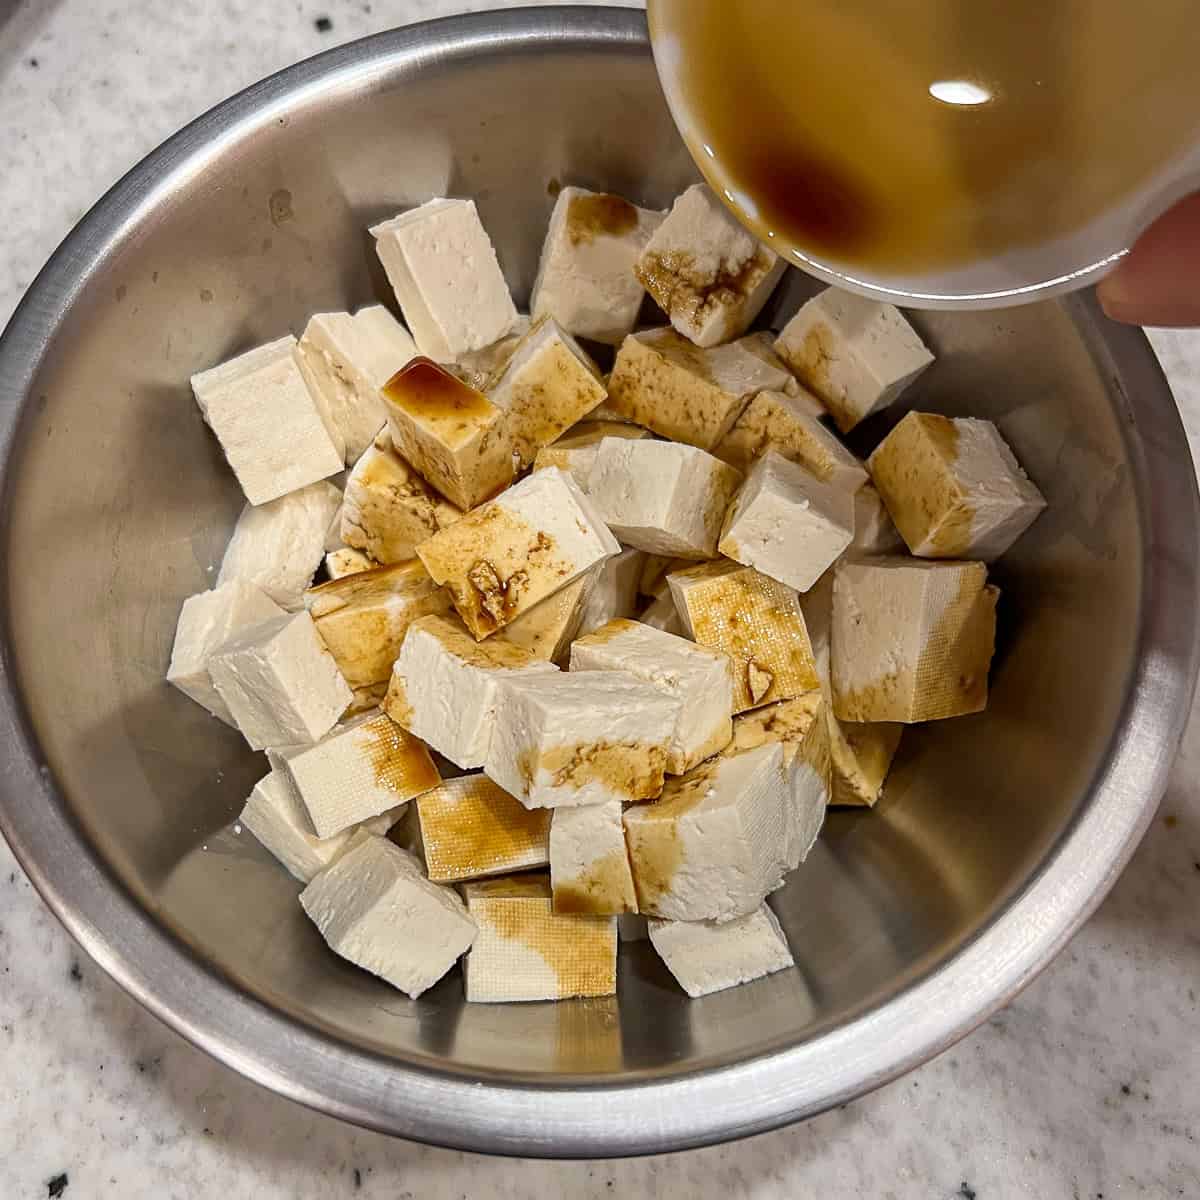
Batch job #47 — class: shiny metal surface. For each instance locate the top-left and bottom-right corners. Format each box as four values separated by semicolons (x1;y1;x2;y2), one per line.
0;7;1196;1158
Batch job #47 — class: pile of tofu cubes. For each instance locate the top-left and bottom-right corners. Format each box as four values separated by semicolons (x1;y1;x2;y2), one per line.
169;181;1046;1003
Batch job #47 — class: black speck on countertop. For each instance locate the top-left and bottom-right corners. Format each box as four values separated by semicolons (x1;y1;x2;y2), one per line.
69;960;82;983
27;57;39;68
353;1168;362;1189
315;16;332;33
959;1185;977;1200
1121;1084;1132;1096
47;1174;68;1198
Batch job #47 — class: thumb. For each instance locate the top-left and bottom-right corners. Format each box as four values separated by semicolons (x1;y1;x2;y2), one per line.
1097;191;1200;327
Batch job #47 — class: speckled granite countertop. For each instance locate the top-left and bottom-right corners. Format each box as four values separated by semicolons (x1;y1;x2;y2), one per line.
1;2;1198;1196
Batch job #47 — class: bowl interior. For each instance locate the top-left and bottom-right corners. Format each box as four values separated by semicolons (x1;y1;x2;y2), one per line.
2;24;1143;1083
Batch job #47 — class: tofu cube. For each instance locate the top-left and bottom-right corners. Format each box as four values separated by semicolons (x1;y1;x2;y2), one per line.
587;437;742;559
382;357;514;511
668;560;820;712
531;186;665;345
623;743;792;922
453;315;532;391
606;328;791;450
385;613;557;769
370;199;518;362
341;432;462;565
486;317;608;468
461;875;616;1002
414;774;551;883
296;306;418;464
532;421;651;490
577;547;646;637
216;480;343;610
496;571;595;663
167;580;284;723
570;618;735;774
831;557;998;723
719;450;854;592
640;590;686;636
208;611;353;750
729;693;830;867
485;670;682;809
300;835;476;998
325;547;375;580
716;388;869;491
648;904;794;998
416;466;619;639
799;571;902;808
191;335;343;505
774;289;934;433
549;801;638;915
851;483;904;555
274;709;440;839
635;183;786;347
240;768;402;883
304;559;451;687
868;412;1047;560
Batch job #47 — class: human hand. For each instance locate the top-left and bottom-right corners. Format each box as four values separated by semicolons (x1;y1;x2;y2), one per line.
1098;192;1200;327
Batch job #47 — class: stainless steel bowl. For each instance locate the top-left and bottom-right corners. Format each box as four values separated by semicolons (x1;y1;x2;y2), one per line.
0;7;1197;1158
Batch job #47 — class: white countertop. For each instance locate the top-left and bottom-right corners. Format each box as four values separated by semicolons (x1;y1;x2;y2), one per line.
2;2;1199;1196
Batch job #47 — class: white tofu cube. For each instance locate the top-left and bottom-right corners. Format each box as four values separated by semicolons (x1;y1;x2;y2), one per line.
370;199;518;362
531;186;665;344
167;580;284;723
496;571;595;664
341;433;462;565
719;451;854;592
799;571;902;808
851;483;904;555
648;904;794;997
607;328;791;450
461;875;616;1002
570;619;735;774
587;438;742;559
549;801;638;915
385;613;557;769
774;289;934;433
414;774;551;883
868;411;1047;560
640;590;686;636
832;557;998;723
216;480;343;610
275;709;440;839
668;560;820;712
635;183;786;347
208;611;353;750
239;768;402;884
453;315;531;391
324;547;375;580
577;546;646;637
305;559;451;687
623;743;793;922
532;421;651;490
486;317;607;468
416;466;619;639
729;693;830;867
716;389;869;491
382;357;514;511
485;670;682;809
300;835;476;998
191;335;343;505
296;305;418;463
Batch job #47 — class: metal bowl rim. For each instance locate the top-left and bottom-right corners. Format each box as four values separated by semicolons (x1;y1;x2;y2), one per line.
0;6;1196;1157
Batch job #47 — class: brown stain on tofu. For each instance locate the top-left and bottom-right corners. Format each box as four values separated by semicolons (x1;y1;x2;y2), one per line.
675;563;820;711
384;357;498;431
869;412;973;557
417;611;544;669
473;880;616;998
521;740;670;803
346;682;389;718
417;778;550;883
553;847;638;915
573;617;639;649
635;247;775;329
786;323;845;424
566;192;639;246
356;713;442;798
719;391;838;480
382;671;414;728
830;717;902;807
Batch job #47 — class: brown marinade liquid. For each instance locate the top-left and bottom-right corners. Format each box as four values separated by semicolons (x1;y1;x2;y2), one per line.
650;0;1200;274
